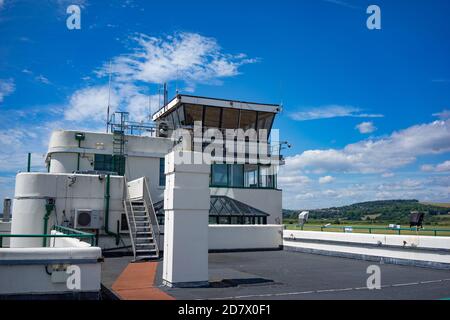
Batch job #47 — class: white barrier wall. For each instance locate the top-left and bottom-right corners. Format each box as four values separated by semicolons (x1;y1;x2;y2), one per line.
284;230;450;250
0;243;101;296
157;225;283;251
209;225;283;250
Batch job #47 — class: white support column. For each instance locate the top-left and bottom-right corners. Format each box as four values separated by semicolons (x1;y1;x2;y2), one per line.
162;151;210;287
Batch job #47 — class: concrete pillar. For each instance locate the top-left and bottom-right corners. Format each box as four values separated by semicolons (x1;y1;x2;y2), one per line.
162;151;210;287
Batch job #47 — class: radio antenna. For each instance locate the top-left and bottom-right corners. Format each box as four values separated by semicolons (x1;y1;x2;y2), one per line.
106;60;112;133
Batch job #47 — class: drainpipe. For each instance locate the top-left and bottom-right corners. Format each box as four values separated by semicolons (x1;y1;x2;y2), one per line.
104;174;120;245
43;202;55;247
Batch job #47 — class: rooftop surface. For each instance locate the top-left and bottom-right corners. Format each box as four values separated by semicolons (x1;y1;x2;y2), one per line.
102;250;450;300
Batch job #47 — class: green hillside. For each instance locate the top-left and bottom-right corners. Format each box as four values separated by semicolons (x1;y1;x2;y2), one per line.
283;199;450;225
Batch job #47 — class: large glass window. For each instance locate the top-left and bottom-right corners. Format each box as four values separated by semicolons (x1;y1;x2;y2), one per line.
259;165;275;188
94;154;125;175
204;106;221;128
257;112;275;132
239;110;257;130
184;104;203;126
229;164;244;187
159;158;165;187
244;164;258;187
176;105;185;126
94;154;113;172
211;164;228;186
210;163;277;189
222;108;240;129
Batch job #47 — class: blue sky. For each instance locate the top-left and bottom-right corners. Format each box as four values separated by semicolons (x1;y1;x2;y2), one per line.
0;0;449;209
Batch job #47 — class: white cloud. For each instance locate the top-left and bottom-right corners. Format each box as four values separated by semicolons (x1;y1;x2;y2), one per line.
35;75;50;85
355;121;376;134
0;79;15;103
278;175;311;187
319;175;335;184
421;160;450;172
0;0;4;9
64;85;120;122
290;105;383;121
63;32;256;124
381;172;394;178
436;160;450;172
284;119;450;175
100;32;258;88
433;109;450;120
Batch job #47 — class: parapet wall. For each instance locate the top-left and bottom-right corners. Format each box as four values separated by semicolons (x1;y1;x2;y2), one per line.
284;230;450;251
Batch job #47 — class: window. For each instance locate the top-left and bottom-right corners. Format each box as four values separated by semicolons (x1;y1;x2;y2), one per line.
239;110;257;130
94;154;113;172
257;112;274;132
230;216;240;224
184;104;203;126
221;108;240;129
244;164;258;187
211;164;228;186
229;164;244;187
176;106;185;126
209;216;218;224
259;165;275;188
204;107;221;128
210;164;277;189
159;158;165;187
94;154;125;175
218;216;231;224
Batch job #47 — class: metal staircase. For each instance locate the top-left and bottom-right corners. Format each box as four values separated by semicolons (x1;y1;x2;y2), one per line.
123;177;160;261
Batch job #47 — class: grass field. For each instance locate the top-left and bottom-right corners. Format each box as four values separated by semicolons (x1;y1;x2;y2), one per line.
284;223;450;236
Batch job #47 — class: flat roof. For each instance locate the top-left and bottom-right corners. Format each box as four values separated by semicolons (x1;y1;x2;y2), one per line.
152;94;280;121
102;250;450;300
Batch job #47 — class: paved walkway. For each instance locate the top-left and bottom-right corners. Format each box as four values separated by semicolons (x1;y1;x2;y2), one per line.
111;261;174;300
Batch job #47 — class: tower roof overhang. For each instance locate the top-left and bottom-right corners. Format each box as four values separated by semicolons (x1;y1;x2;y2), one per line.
152;94;280;122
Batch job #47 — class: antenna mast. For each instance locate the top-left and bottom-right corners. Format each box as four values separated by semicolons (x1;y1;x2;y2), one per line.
106;60;112;133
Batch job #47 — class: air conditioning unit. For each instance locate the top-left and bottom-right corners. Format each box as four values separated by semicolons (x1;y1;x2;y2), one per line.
74;209;101;229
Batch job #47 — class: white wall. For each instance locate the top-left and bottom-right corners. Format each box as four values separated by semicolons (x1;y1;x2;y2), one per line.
11;173;124;247
209;225;282;250
125;157;165;203
211;188;282;224
284;230;450;251
0;244;101;296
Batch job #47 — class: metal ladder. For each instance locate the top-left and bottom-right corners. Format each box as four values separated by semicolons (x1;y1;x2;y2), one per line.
112;130;126;156
123;177;160;261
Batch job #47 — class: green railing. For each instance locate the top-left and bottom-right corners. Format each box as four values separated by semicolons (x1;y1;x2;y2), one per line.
296;224;450;236
0;225;96;247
